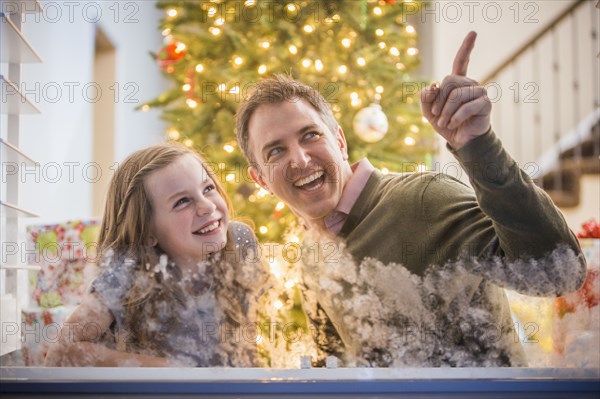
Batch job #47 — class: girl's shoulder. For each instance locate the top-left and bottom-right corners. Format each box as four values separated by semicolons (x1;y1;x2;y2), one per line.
228;220;258;249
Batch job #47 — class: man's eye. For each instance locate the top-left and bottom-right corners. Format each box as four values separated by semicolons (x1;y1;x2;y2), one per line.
267;147;282;159
304;131;320;140
174;197;190;208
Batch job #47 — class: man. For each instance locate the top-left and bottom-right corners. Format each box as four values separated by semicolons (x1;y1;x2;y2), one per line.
235;32;586;366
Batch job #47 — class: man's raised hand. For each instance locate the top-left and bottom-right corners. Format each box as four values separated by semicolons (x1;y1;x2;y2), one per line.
420;31;491;150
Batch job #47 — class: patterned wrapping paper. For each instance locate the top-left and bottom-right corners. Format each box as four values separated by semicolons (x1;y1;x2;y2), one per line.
20;220;100;365
26;220;100;308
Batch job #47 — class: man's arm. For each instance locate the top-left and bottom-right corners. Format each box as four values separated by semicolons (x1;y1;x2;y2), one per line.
419;31;585;296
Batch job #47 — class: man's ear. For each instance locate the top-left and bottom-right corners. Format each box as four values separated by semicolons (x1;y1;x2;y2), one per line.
248;165;271;193
336;125;349;161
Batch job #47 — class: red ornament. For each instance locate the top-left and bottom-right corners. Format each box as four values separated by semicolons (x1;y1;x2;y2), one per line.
384;0;396;4
157;41;186;73
158;41;186;61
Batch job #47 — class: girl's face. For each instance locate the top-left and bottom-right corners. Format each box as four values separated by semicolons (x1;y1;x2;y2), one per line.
145;154;229;271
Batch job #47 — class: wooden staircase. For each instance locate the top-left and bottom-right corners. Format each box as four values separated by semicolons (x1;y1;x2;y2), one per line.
537;122;600;208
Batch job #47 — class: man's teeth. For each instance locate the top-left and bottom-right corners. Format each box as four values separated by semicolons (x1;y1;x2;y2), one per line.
196;221;219;234
294;171;324;187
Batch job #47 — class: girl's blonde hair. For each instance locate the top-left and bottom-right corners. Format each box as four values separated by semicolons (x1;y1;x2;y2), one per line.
98;142;244;357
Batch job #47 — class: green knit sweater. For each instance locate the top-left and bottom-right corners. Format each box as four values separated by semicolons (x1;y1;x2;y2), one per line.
301;130;586;367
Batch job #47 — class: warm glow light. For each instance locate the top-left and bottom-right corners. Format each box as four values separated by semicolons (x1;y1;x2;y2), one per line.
182;84;191;92
378;42;386;49
351;92;359;100
341;38;351;48
375;29;384;36
195;64;204;73
418;164;427;172
234;56;243;65
257;188;269;198
407;47;418;56
161;28;171;36
396;63;405;70
406;25;416;34
258;65;267;74
274;300;283;310
289;45;298;54
422;116;429;123
389;47;400;57
215;17;224;26
223;144;234;153
303;25;314;33
269;259;283;280
302;59;311;68
410;124;419;133
376;86;384;94
404;136;416;146
184;139;193;147
373;6;382;15
351;98;361;107
259;226;268;234
261;41;270;49
175;43;186;53
141;105;150;112
186;99;198;108
338;65;347;74
167;8;177;17
275;201;285;211
315;59;323;71
209;27;221;36
229;86;239;94
167;128;179;140
287;3;297;12
218;83;226;91
226;173;235;182
381;168;389;175
357;57;366;66
207;7;216;17
244;0;256;6
285;280;296;289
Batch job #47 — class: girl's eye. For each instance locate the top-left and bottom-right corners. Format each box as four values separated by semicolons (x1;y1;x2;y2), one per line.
174;197;190;208
203;184;216;194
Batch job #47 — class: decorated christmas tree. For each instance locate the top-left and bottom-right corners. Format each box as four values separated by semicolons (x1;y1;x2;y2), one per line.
144;0;435;243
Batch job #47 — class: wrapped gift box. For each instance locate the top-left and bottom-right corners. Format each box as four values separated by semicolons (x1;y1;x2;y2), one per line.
20;220;101;365
26;220;100;308
552;238;600;367
507;238;600;367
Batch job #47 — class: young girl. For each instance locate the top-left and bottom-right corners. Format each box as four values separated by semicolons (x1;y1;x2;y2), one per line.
45;142;269;367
